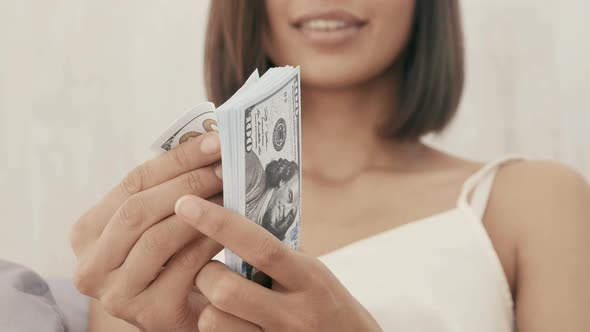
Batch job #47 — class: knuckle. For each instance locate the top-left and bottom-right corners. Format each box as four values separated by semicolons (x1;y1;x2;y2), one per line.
73;261;98;296
121;166;148;195
117;195;145;228
172;145;193;169
255;237;285;271
209;275;237;310
186;170;205;193
198;305;220;332
100;291;129;319
101;299;122;319
177;247;203;271
134;305;158;331
139;228;169;256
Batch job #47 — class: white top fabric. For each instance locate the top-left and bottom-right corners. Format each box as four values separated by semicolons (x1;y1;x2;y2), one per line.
319;156;519;331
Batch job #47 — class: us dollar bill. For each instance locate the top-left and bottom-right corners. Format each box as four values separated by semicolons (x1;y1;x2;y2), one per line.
224;69;302;286
150;70;260;153
150;102;218;153
150;67;301;285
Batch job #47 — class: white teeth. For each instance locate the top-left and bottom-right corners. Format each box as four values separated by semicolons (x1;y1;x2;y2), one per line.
303;19;349;31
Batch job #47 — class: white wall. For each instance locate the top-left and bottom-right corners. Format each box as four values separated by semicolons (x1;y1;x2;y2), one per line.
0;0;588;277
0;0;211;276
428;0;590;168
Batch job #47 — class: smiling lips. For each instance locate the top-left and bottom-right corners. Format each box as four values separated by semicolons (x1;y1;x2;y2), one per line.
292;10;368;45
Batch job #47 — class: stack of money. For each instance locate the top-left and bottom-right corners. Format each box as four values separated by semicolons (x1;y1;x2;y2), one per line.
151;66;302;285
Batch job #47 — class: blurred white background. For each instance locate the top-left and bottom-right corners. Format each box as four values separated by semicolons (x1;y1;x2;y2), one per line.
0;0;588;277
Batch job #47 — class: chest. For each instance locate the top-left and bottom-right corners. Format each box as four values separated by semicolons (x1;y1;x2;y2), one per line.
299;175;463;257
298;172;518;295
317;218;515;332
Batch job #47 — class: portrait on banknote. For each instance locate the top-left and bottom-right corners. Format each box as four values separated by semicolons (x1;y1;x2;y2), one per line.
245;150;300;241
242;148;300;283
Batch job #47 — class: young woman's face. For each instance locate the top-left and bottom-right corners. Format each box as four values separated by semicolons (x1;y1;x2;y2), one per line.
264;0;415;89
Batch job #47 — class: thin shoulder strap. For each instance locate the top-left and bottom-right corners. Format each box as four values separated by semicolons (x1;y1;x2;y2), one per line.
457;155;523;221
470;170;498;220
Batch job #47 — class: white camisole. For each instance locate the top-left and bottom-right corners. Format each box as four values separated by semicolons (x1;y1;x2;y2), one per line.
319;156;517;331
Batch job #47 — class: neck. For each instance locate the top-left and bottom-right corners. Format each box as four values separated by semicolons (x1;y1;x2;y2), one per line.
301;70;426;183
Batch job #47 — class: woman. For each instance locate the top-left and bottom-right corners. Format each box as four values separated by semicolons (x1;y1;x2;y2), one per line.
70;1;590;331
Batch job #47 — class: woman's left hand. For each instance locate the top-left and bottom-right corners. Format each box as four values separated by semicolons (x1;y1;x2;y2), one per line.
175;195;382;332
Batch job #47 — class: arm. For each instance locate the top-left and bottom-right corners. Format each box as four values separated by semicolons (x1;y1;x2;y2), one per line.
495;161;590;331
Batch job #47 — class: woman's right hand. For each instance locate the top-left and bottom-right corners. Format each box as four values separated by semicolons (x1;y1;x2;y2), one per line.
70;132;238;332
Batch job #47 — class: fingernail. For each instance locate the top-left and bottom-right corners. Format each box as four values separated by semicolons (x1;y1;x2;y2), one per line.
175;196;202;220
200;133;220;154
213;164;223;180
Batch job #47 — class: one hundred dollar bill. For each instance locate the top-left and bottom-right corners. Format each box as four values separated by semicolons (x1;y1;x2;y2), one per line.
222;68;301;286
150;102;218;153
151;67;301;286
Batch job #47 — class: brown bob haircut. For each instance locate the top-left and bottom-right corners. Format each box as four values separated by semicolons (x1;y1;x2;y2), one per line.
205;1;464;140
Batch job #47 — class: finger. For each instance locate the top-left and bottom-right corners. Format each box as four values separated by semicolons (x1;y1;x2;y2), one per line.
175;195;308;288
123;239;223;330
198;304;262;332
196;261;283;329
111;215;212;296
75;132;221;242
94;164;222;271
139;237;222;308
209;193;223;206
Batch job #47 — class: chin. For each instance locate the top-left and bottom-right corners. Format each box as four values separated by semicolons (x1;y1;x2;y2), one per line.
270;42;401;90
270;56;388;90
302;61;392;89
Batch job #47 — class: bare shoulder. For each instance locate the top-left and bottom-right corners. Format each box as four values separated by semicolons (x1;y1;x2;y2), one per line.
497;159;588;193
490;162;590;330
492;159;589;220
489;159;589;236
482;160;590;294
